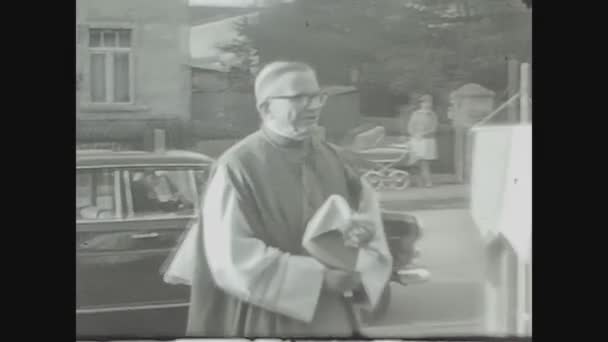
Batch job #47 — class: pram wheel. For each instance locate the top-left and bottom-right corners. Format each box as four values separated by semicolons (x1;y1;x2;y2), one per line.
363;170;384;190
386;169;411;190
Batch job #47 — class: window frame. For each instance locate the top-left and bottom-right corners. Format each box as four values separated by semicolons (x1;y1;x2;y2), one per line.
81;23;136;107
76;169;123;223
193;168;208;198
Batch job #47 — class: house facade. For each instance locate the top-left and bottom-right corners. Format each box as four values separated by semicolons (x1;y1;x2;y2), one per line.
76;0;191;149
190;61;259;139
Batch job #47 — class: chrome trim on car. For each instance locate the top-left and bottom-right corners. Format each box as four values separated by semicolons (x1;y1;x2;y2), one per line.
76;301;189;314
187;169;199;204
77;163;208;170
76;217;126;225
77;247;173;256
108;214;198;223
76;214;197;229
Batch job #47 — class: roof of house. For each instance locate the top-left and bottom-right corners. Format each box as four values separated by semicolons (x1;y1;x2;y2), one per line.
188;56;232;72
188;56;253;73
76;150;214;168
189;6;259;26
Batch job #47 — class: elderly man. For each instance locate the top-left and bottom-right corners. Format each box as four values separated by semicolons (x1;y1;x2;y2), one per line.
186;61;393;337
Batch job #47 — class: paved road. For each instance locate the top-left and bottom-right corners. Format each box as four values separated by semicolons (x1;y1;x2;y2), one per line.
78;191;486;339
362;208;488;338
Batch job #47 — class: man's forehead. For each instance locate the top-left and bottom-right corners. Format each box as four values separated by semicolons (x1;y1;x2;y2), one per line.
272;70;320;95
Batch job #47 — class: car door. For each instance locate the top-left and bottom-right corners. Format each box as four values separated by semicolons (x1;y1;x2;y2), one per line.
76;165;206;336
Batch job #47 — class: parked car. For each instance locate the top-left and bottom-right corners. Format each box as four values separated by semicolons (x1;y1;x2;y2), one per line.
76;149;423;338
76;149;213;337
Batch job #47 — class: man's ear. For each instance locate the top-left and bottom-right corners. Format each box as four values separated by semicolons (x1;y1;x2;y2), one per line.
258;102;270;118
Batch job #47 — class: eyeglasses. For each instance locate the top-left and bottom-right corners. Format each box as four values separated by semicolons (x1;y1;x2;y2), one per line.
267;91;329;108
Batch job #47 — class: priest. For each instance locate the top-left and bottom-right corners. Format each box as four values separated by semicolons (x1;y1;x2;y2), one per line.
187;61;393;337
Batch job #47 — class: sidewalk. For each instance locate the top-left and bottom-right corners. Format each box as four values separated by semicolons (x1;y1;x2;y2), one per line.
378;174;470;211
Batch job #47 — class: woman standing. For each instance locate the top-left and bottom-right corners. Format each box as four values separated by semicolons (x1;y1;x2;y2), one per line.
408;95;438;187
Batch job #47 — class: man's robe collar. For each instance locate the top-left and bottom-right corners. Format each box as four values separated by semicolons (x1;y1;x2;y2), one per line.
261;125;318;161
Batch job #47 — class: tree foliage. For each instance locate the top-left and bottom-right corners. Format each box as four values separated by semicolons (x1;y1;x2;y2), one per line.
219;0;531;109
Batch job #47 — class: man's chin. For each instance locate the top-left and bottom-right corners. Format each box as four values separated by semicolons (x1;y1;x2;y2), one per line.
268;122;318;140
292;125;319;139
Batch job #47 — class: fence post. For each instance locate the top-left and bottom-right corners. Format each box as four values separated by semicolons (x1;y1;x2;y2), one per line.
508;58;520;123
520;63;531;123
154;129;166;152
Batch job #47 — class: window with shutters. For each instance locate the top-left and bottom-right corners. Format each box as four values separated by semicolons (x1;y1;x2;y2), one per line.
88;28;133;104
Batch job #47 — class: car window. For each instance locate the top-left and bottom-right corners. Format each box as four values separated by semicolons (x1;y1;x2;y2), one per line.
76;169;119;221
125;168;198;219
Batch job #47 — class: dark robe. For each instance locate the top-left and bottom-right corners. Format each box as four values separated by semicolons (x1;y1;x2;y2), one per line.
186;126;388;338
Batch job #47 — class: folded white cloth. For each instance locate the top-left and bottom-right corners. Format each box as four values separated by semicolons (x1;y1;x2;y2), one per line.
302;193;392;309
303;195;358;270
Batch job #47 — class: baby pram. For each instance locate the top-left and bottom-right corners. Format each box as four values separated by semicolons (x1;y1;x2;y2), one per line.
346;126;418;191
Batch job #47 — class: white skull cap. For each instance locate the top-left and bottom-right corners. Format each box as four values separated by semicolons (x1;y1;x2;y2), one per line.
254;61;316;109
